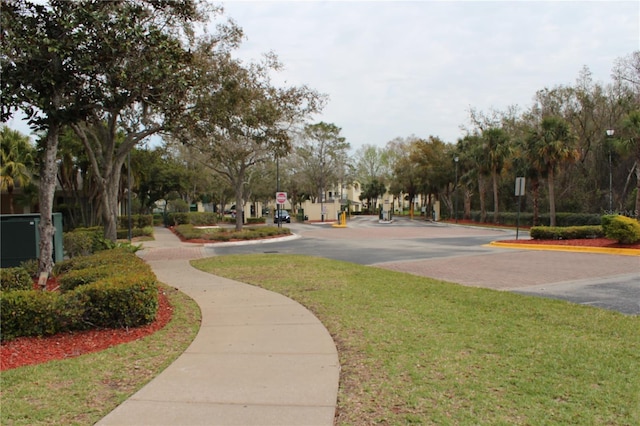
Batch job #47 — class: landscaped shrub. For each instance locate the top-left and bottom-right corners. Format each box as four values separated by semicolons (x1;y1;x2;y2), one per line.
117;214;153;229
63;227;113;257
116;226;153;240
602;215;640;244
0;267;33;292
0;290;85;341
187;212;218;226
75;273;158;328
0;250;158;341
57;264;119;292
63;230;94;257
18;259;39;279
54;248;137;275
173;224;290;242
468;211;603;227
166;212;190;226
246;217;266;224
530;225;604;240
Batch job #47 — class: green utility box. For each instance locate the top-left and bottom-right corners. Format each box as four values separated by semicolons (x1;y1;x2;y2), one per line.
0;213;64;268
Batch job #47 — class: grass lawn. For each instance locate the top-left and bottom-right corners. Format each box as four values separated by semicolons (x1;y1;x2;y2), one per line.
0;284;201;426
192;254;640;425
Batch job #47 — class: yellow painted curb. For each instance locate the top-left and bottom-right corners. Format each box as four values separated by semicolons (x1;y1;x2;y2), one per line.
487;241;640;257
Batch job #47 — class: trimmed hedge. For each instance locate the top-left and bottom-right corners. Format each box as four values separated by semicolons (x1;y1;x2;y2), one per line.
173;224;290;242
0;290;86;341
74;273;158;329
0;268;33;292
116;226;153;240
64;225;152;258
602;215;640;244
529;226;605;240
165;212;218;226
117;214;153;229
1;250;158;341
467;211;603;227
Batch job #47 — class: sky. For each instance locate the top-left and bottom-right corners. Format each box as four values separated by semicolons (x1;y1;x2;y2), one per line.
4;1;639;152
217;0;639;149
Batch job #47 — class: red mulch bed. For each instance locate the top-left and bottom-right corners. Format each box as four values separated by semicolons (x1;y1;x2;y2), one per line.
0;277;173;371
497;238;640;250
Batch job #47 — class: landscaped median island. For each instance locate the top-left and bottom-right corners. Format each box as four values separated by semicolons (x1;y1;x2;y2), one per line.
492;217;640;255
192;254;640;425
171;223;291;243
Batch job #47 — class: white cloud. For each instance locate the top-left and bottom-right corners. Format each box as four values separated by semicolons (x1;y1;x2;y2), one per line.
220;0;639;149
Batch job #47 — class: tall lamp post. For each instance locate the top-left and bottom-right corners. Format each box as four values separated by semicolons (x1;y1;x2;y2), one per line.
606;129;614;213
454;156;459;223
127;151;132;241
276;155;280;228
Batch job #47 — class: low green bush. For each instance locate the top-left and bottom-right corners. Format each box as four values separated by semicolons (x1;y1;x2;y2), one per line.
602;215;640;244
0;267;33;292
0;250;158;341
166;212;190;226
246;217;266;224
54;248;138;276
117;214;153;229
530;225;604;240
468;211;603;227
116;226;153;240
0;290;85;340
63;230;94;257
57;264;117;292
173;224;290;242
74;272;158;329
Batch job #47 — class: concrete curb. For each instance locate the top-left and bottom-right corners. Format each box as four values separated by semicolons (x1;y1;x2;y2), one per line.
203;233;300;248
488;241;640;257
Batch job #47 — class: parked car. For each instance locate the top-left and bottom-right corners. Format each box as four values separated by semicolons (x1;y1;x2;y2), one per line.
274;209;291;223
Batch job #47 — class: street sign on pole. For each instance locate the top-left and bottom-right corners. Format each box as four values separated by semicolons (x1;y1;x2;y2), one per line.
515;177;525;240
276;192;287;205
515;177;526;196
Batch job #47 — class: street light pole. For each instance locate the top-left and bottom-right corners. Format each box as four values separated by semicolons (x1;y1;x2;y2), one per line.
276;155;280;228
454;156;459;223
606;129;614;213
127;151;132;241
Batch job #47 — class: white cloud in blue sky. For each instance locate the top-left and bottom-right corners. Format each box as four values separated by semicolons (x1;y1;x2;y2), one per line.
220;0;639;149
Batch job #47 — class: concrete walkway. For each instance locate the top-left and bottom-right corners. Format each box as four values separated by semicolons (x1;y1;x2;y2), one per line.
96;227;340;426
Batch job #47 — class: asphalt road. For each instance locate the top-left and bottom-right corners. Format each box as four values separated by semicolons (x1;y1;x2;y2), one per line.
204;216;640;315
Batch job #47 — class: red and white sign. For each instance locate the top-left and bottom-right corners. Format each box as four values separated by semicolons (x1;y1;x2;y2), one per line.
276;192;287;204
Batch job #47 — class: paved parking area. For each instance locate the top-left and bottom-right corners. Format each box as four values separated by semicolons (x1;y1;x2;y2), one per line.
209;217;640;315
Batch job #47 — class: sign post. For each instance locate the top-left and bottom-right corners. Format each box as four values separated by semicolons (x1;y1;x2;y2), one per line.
515;177;525;240
275;192;287;228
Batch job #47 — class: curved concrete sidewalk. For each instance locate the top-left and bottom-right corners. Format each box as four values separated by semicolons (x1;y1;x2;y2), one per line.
96;227;340;426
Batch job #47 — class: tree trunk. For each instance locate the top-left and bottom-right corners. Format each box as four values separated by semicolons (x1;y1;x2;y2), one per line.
464;188;472;220
101;178;121;242
548;167;556;227
635;161;640;219
492;169;499;224
7;188;15;214
478;175;487;223
531;179;540;227
38;126;60;276
233;171;245;232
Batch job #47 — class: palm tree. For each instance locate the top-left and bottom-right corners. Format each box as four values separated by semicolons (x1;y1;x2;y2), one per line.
620;110;640;218
533;117;579;226
482;128;511;223
0;127;35;214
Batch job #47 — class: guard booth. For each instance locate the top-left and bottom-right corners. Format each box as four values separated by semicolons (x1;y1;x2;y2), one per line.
0;213;64;268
